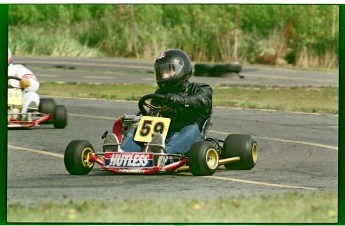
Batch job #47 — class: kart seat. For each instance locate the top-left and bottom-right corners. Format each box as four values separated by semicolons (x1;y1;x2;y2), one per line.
112;117;123;143
201;117;212;139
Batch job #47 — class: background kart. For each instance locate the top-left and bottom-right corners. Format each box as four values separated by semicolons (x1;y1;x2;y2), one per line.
8;76;68;129
64;94;258;176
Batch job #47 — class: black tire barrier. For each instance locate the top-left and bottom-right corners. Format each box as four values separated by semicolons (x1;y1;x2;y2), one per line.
194;64;214;77
194;63;242;77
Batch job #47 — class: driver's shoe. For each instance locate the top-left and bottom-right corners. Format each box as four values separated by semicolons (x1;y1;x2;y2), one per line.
149;133;166;168
27;101;38;113
21;102;38;120
103;133;121;152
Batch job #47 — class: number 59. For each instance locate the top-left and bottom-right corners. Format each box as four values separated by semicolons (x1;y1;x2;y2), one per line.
134;116;171;143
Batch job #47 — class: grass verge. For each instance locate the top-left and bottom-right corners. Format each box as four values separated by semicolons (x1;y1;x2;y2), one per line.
39;82;338;115
7;192;337;223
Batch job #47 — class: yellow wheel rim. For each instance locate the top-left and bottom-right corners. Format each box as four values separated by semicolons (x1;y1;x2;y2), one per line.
252;143;258;163
206;148;219;170
81;147;94;168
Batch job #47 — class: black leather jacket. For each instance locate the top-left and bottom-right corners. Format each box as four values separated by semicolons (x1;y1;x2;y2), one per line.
154;82;212;132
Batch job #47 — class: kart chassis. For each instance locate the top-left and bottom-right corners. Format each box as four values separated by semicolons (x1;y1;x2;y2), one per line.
64;94;258;176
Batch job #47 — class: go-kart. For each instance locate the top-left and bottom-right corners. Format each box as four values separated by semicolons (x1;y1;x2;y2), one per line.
8;76;68;129
64;94;258;176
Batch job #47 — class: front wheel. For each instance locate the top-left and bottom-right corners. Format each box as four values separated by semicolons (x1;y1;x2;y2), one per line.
64;140;95;175
222;134;258;170
53;105;68;129
188;141;219;176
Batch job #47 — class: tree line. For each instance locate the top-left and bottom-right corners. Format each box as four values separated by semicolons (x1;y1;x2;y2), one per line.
8;5;339;68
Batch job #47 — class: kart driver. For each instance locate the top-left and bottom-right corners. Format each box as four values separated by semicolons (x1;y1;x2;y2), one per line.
115;49;213;155
8;48;40;113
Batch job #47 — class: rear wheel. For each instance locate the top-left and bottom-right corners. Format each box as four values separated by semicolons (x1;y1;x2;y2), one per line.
39;98;56;114
222;134;258;170
188;141;219;176
53;105;68;128
39;98;56;124
64;140;95;175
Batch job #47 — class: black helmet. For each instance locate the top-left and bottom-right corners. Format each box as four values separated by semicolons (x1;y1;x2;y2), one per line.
154;49;192;93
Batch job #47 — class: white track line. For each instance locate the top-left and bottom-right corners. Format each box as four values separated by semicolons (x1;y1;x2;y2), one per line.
209;130;338;150
68;113;338;150
8;145;63;158
206;175;317;190
69;113;116;120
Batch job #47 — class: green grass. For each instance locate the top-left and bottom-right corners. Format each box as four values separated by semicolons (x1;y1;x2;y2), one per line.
40;82;155;101
213;85;338;114
39;82;338;114
7;192;337;223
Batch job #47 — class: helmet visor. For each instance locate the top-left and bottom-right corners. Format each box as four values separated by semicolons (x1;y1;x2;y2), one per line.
155;58;184;82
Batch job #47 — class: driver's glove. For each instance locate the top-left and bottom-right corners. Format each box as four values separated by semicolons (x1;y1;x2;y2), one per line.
165;93;186;106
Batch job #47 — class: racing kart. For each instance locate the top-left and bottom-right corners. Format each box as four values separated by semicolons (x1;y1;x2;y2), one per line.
8;76;68;129
64;94;258;176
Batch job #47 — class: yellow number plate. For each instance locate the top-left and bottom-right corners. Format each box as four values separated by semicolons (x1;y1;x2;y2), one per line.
134;116;171;143
8;89;23;105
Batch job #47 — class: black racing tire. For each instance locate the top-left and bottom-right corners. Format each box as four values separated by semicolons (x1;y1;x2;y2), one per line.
209;64;228;77
222;134;258;170
39;98;56;124
53;105;68;129
193;70;209;77
39;98;56;114
194;64;213;77
222;63;242;73
64;140;95;175
188;141;219;176
209;63;242;77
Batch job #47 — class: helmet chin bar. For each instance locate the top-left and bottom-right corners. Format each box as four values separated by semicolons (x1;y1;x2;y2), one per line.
158;80;189;94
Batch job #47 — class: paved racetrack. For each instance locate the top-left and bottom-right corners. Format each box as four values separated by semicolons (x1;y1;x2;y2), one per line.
7;57;338;205
14;56;338;87
7;97;338;205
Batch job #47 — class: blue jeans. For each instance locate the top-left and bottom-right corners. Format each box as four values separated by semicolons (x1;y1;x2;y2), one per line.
121;124;203;155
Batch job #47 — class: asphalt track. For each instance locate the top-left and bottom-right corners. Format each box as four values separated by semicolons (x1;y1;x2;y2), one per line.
14;56;338;87
7;57;338;206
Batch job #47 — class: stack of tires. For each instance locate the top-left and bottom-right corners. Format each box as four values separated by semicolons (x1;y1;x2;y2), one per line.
194;62;243;78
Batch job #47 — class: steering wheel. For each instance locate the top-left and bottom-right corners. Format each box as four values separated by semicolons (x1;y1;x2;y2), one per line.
8;76;21;81
8;76;21;88
138;94;168;116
